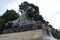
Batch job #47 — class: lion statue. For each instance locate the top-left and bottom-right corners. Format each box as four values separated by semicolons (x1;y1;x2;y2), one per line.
3;2;43;33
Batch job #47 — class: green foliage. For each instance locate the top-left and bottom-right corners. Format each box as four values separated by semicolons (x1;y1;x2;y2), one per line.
45;22;60;39
52;29;60;39
0;18;6;33
0;9;19;33
2;10;19;21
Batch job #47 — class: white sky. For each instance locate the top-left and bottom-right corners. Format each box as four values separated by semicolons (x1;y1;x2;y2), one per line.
0;0;60;30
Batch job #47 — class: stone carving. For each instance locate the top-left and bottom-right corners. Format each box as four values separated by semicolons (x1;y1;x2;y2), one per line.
2;2;57;40
4;2;43;32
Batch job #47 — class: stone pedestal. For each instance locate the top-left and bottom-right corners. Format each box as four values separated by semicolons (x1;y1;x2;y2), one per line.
0;29;43;40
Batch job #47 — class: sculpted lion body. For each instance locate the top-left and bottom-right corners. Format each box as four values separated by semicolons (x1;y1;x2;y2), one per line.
4;2;40;33
2;2;57;40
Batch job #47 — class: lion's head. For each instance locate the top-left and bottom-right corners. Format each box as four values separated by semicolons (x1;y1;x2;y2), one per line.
19;1;39;17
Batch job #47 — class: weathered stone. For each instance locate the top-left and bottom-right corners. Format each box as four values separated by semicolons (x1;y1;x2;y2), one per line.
2;2;57;40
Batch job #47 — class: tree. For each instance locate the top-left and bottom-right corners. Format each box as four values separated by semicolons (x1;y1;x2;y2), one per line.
0;9;19;34
52;29;60;39
2;9;19;21
48;24;60;39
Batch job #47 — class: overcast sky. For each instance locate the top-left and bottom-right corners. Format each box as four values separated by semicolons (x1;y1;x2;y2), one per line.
0;0;60;30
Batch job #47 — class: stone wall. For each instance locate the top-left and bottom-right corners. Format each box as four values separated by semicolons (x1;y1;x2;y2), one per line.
0;29;42;40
